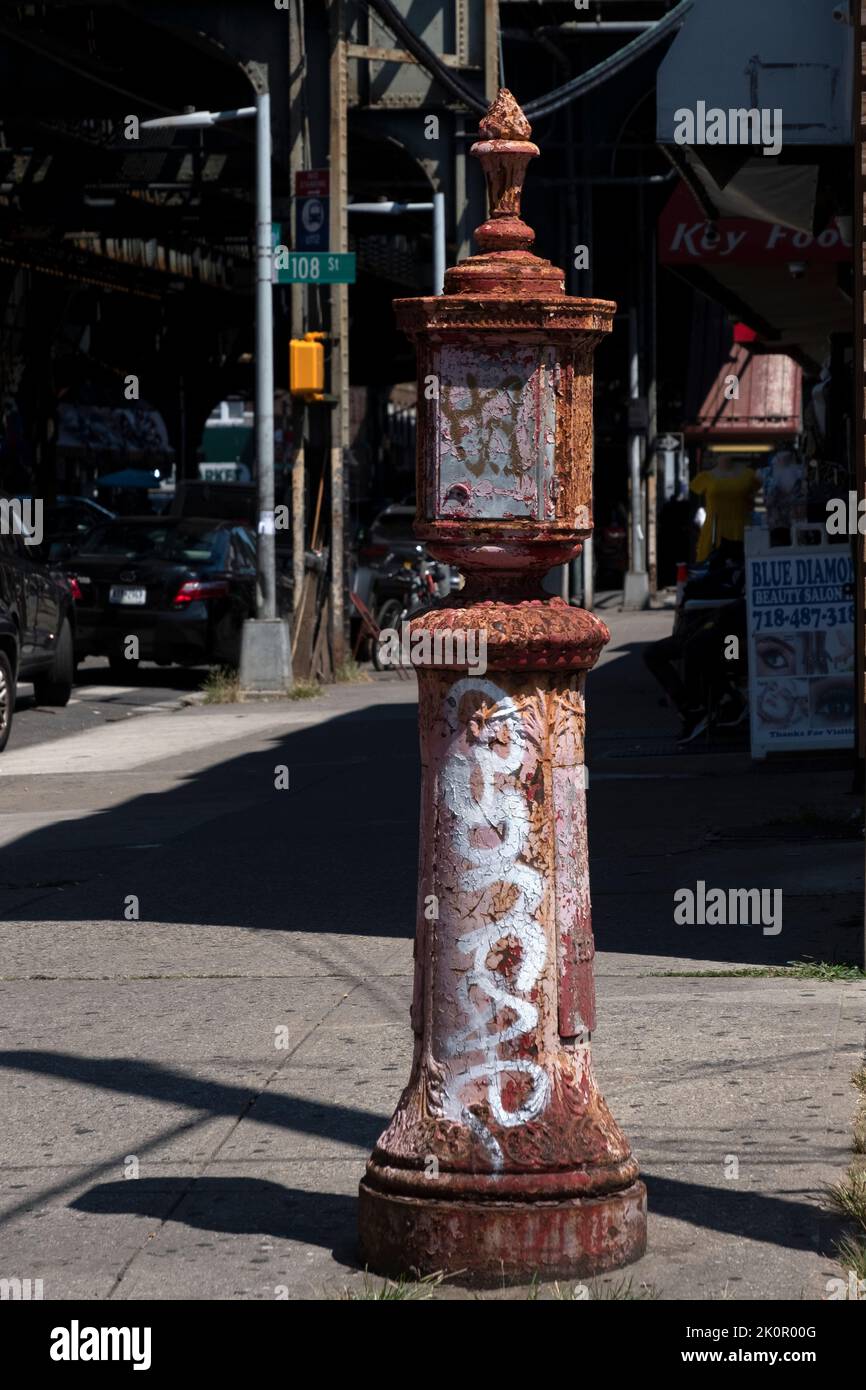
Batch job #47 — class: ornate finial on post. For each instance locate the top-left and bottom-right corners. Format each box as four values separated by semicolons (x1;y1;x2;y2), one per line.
472;89;539;253
478;87;533;141
443;88;563;296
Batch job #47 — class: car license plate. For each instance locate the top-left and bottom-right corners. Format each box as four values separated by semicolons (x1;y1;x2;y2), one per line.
109;586;147;605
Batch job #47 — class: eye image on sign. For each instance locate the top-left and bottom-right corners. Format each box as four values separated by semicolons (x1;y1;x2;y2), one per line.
745;528;855;757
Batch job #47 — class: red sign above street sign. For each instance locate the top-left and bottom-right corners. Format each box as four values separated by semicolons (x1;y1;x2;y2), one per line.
659;184;851;266
295;169;329;197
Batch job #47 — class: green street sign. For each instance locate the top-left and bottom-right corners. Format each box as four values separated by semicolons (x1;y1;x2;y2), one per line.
273;247;356;285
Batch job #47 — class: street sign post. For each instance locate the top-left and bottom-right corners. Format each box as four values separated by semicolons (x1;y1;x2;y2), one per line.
295;169;329;197
275;251;356;284
296;196;328;250
295;169;330;252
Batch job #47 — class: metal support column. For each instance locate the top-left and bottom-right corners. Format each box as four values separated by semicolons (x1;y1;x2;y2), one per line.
329;0;349;670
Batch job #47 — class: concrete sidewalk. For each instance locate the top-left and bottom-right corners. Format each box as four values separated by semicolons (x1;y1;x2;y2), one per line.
0;621;863;1300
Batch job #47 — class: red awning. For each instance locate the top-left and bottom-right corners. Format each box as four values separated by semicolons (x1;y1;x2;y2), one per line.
685;343;801;442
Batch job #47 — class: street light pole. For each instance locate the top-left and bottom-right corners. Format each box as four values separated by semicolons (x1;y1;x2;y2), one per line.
622;304;650;610
141;85;292;692
346;198;446;296
254;87;276;622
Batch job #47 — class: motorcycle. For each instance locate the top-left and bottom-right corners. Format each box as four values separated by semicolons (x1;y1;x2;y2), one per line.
372;545;442;671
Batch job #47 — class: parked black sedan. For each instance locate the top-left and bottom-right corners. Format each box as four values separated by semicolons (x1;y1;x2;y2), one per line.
0;524;76;753
41;495;116;560
67;517;263;678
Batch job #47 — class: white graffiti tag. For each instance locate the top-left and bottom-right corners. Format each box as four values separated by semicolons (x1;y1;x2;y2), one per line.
441;678;550;1141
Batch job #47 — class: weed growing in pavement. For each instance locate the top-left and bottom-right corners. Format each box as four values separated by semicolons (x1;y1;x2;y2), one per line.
824;1070;866;1299
201;669;323;702
340;1269;449;1300
201;668;240;703
334;658;371;683
581;1276;660;1301
836;1237;866;1289
826;1169;866;1228
513;1275;659;1301
853;1066;866;1155
650;960;865;982
287;680;320;700
336;1269;659;1301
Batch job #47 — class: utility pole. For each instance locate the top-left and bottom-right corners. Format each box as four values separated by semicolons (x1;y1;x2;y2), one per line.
329;0;348;670
141;83;292;691
622;304;650;609
238;75;293;690
289;0;307;619
254;83;276;623
580;111;594;610
484;0;499;98
644;184;658;597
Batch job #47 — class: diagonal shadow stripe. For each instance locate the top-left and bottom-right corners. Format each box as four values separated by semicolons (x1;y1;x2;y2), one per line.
0;1050;386;1148
643;1171;842;1255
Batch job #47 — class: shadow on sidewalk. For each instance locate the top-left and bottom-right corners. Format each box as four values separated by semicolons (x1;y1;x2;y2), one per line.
72;1178;359;1263
586;618;864;969
0;1049;386;1148
0;1047;846;1265
65;1169;841;1264
1;666;860;967
644;1172;843;1258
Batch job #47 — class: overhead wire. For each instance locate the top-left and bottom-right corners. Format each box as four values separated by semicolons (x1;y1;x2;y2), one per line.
361;0;694;123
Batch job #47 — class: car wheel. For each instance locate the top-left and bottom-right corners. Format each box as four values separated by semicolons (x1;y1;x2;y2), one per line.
0;648;15;752
372;599;404;671
32;619;74;707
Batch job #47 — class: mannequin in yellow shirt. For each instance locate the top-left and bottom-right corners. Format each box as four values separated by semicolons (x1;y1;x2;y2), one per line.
689;454;760;562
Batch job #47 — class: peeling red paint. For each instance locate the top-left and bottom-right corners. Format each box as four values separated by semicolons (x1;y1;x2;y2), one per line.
358;87;646;1285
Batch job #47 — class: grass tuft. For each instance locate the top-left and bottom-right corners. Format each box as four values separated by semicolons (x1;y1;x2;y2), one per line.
825;1170;866;1232
340;1269;449;1300
287;680;321;701
852;1066;866;1155
335;658;372;684
200;667;240;704
201;670;323;703
585;1276;660;1301
837;1236;866;1288
651;960;865;982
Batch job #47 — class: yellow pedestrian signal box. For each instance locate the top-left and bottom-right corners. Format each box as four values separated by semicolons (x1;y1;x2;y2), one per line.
290;331;326;401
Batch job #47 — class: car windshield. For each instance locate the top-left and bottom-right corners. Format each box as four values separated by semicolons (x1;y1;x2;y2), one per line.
45;510;95;540
79;522;223;564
